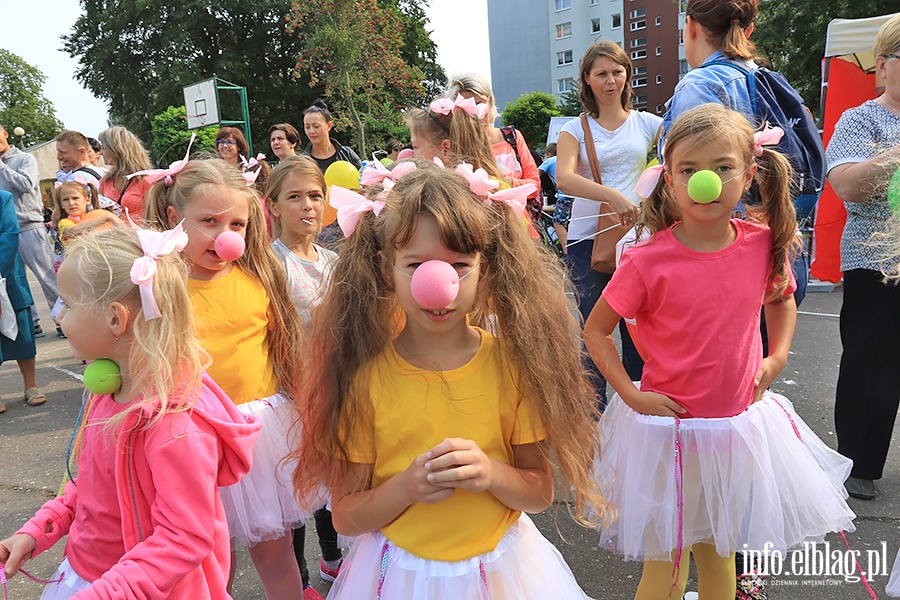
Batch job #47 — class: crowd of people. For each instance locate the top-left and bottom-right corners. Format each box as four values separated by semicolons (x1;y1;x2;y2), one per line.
0;1;899;599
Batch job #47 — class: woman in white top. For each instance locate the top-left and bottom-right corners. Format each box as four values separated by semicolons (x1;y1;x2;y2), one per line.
557;41;661;404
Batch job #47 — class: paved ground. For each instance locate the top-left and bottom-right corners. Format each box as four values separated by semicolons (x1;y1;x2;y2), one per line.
1;277;899;599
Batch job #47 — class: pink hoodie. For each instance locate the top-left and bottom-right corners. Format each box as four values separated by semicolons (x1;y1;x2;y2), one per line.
17;373;261;599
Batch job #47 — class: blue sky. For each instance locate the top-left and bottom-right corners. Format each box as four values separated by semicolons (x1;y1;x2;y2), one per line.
5;1;491;138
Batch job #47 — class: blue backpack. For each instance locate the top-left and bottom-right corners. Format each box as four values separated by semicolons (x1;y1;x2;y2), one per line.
703;61;826;197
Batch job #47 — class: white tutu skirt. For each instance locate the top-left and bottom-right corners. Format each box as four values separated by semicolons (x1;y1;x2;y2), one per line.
220;393;313;547
39;558;91;600
327;514;588;599
593;391;856;562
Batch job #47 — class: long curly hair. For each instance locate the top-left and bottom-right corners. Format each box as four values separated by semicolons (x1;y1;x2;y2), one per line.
291;162;609;526
640;104;798;301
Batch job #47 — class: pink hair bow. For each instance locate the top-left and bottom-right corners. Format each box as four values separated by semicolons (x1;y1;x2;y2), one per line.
360;159;417;185
455;163;500;197
753;124;784;157
633;164;666;198
455;163;534;216
429;94;490;120
242;169;261;186
127;132;196;186
240;153;267;169
130;222;189;320
329;185;385;237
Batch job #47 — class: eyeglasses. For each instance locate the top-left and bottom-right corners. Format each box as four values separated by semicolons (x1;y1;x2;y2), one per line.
216;139;237;147
883;53;900;61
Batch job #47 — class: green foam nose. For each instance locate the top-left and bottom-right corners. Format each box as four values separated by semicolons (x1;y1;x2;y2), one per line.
687;170;722;204
889;167;900;215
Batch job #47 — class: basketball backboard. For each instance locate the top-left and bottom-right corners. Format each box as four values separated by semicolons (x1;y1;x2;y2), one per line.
183;78;220;129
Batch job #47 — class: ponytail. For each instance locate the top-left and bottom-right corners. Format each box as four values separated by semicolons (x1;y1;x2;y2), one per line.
686;0;757;61
447;111;509;185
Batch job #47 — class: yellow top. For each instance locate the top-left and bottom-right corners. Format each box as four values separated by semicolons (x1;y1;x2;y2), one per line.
188;265;279;404
346;328;545;561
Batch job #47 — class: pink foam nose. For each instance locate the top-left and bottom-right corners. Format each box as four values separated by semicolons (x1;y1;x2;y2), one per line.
410;260;459;309
215;231;246;262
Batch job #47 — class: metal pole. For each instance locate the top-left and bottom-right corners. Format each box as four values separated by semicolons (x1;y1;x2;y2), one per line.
240;88;252;156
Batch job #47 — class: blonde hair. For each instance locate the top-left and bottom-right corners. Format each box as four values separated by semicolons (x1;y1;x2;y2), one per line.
404;107;509;184
98;126;152;186
579;41;634;116
64;227;207;428
144;158;305;397
640;103;798;300
875;14;900;58
56;180;100;218
446;73;498;123
264;155;325;238
292;163;609;526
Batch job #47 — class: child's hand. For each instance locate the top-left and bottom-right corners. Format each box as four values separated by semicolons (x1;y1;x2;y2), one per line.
0;534;36;578
400;453;455;505
423;438;494;493
625;390;686;417
753;355;786;403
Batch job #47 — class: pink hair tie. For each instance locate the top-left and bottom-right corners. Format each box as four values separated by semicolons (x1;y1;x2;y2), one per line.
127;132;196;186
455;163;534;217
240;153;266;169
633;164;666;198
455;163;500;197
752;123;784;157
429;94;490;120
128;218;189;320
360;160;417;185
329;186;385;237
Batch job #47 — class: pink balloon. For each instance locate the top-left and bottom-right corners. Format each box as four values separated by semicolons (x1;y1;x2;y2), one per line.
410;260;459;309
214;231;246;262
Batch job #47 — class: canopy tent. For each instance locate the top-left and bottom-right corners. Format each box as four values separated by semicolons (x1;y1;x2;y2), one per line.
812;13;898;283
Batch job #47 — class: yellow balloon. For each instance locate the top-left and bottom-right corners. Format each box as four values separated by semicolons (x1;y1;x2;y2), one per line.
324;160;360;189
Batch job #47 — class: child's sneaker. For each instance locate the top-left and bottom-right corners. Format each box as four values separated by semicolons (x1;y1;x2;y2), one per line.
319;557;342;582
34;323;46;338
303;584;325;600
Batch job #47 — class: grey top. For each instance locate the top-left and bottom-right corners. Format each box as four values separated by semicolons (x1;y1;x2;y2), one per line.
0;146;42;229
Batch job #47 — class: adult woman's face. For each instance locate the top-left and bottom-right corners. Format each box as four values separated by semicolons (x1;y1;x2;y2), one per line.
585;57;627;110
877;50;900;100
216;137;239;162
304;113;332;147
270;130;296;159
100;147;116;167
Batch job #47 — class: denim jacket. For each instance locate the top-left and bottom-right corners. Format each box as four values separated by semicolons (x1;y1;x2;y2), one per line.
660;51;756;157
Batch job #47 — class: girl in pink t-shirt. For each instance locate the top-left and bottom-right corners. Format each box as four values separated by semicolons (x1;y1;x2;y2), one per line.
584;104;855;599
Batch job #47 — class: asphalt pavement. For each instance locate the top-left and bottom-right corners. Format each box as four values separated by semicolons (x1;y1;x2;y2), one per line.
2;277;899;599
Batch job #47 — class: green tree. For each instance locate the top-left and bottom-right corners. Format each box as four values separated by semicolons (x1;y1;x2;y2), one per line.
558;84;583;116
63;0;444;158
288;0;425;158
754;0;896;119
501;91;562;148
149;106;218;166
385;0;447;99
0;49;65;145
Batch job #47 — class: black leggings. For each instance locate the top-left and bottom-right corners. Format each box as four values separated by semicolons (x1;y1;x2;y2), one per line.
293;507;342;586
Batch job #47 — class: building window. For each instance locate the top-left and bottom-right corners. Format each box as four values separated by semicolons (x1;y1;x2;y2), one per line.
679;0;687;13
656;46;662;55
631;19;646;31
679;29;684;45
630;8;646;18
656;74;663;84
656;104;664;113
633;76;647;88
591;18;601;33
634;95;648;106
656;16;662;25
590;0;600;4
634;65;647;75
630;37;646;48
679;59;689;74
556;22;572;38
555;0;571;10
557;50;574;66
631;49;647;60
612;13;621;28
558;77;576;93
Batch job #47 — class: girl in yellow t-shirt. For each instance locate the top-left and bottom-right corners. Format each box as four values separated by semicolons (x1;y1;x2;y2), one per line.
144;158;310;599
292;161;608;599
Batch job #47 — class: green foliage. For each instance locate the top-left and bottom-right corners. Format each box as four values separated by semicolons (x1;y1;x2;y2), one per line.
754;0;896;120
0;49;65;145
382;0;447;99
288;0;426;157
558;83;583;116
149;106;218;166
501;91;562;148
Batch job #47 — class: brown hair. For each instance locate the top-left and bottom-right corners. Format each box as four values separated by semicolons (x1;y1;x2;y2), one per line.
640;103;798;300
579;41;634;116
216;126;251;162
686;0;758;61
143;158;305;397
291;162;609;526
404;106;509;184
56;180;100;218
268;123;300;147
56;130;90;150
264;154;327;238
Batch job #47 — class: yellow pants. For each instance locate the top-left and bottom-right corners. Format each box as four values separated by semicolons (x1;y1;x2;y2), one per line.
635;544;735;600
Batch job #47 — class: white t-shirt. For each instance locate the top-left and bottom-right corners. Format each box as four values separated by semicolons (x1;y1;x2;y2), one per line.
271;239;338;328
561;111;661;241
